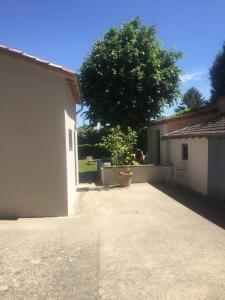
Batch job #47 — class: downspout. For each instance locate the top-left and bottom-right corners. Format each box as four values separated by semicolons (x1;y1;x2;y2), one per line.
74;103;83;187
75;104;83;115
74;74;83;187
75;73;84;116
74;72;84;117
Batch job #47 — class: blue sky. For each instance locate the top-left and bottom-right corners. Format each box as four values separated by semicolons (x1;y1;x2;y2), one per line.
1;0;225;126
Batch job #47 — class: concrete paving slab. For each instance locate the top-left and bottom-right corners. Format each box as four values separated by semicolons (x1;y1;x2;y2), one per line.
1;183;225;299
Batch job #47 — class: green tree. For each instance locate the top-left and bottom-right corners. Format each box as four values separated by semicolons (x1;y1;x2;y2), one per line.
210;42;225;102
80;17;182;130
136;127;147;153
175;87;206;113
77;125;109;145
100;126;137;165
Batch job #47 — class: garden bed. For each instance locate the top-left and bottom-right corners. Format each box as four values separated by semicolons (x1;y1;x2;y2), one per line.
98;162;164;186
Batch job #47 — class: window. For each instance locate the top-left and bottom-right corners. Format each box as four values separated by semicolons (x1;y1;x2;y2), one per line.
182;144;188;160
69;129;73;151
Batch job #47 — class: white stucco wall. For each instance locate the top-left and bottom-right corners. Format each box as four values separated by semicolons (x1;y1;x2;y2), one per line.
64;85;77;215
166;138;208;195
100;165;164;186
0;53;77;217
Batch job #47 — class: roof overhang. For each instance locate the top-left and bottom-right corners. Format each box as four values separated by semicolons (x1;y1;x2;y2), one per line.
162;133;225;140
0;45;81;103
161;115;225;140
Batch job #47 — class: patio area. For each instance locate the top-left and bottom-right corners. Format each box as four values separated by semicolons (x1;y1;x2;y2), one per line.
1;183;225;299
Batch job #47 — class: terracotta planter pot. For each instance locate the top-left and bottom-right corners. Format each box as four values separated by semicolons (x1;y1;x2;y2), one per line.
118;171;133;187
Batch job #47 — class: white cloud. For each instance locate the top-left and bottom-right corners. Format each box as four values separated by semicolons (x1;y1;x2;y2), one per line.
180;69;207;83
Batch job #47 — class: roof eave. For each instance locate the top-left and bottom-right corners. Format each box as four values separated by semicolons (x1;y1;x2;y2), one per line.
148;106;218;127
162;133;225;140
0;45;81;103
65;75;81;104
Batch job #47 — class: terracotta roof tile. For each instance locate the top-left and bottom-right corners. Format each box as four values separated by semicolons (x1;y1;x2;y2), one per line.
148;106;218;126
162;115;225;139
0;44;74;75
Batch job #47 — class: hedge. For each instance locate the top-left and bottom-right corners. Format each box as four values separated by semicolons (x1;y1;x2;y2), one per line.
78;144;110;160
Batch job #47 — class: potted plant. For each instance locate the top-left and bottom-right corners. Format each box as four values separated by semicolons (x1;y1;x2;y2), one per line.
118;167;133;187
100;126;137;187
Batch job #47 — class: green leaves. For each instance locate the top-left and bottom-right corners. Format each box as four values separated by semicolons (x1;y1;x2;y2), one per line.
210;43;225;102
80;17;182;129
100;126;137;166
175;87;206;113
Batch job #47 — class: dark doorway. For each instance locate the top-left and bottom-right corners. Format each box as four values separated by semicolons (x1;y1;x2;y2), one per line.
208;138;225;201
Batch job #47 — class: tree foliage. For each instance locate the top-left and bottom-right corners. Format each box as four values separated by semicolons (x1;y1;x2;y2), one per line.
78;144;110;160
77;125;109;145
210;42;225;102
136;127;147;153
175;87;206;113
80;17;182;129
100;126;137;165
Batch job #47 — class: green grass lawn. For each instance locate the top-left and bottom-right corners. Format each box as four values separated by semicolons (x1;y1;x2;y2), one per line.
79;159;97;173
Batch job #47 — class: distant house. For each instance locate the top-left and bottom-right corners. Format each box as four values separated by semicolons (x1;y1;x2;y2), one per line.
147;99;225;200
0;45;81;217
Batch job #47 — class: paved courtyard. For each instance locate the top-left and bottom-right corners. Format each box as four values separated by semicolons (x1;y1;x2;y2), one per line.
1;183;225;299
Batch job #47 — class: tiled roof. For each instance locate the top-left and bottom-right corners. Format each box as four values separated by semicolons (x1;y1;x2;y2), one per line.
0;44;81;102
162;115;225;139
148;106;218;126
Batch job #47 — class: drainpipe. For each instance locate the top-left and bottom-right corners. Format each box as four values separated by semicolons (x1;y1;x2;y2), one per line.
75;103;83;115
75;73;84;116
74;102;83;187
74;74;84;187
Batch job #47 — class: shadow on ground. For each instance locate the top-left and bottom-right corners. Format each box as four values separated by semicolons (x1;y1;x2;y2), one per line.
0;216;18;221
152;183;225;230
79;171;100;184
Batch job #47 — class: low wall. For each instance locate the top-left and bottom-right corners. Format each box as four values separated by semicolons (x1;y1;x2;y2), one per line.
99;164;164;186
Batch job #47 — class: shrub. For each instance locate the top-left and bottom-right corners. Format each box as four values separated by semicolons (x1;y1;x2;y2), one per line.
100;126;137;166
78;125;109;145
78;144;110;160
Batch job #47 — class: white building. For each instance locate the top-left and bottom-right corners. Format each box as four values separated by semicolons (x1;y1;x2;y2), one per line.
0;45;81;217
162;114;225;198
147;101;225;200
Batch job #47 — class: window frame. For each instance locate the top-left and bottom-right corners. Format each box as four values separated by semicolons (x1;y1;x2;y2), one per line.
182;143;188;161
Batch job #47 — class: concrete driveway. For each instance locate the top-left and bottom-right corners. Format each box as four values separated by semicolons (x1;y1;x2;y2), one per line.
1;183;225;299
